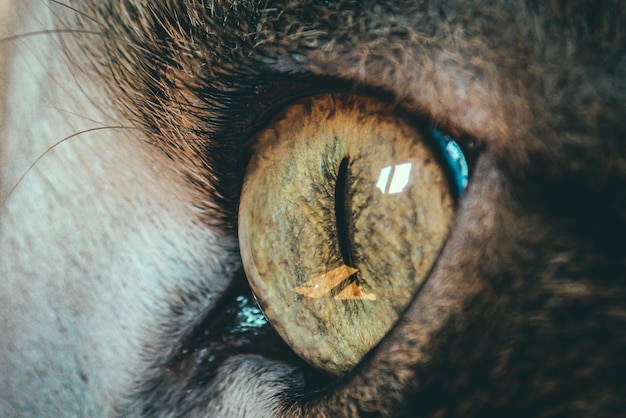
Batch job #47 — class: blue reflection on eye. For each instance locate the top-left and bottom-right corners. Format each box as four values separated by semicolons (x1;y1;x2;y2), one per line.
430;128;469;197
235;295;268;330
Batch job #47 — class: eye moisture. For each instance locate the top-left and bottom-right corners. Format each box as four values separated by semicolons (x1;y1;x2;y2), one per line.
431;128;469;197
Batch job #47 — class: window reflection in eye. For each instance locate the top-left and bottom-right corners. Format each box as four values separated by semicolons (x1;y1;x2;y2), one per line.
376;163;414;194
238;93;470;376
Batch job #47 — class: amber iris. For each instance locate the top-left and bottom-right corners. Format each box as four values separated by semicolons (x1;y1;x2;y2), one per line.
239;93;455;375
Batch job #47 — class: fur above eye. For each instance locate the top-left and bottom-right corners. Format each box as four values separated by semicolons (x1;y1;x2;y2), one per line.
238;93;469;376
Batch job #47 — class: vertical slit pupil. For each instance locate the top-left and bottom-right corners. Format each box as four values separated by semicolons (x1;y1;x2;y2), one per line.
335;157;355;270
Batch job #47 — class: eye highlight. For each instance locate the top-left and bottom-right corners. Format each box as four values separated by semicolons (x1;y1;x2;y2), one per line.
238;93;467;376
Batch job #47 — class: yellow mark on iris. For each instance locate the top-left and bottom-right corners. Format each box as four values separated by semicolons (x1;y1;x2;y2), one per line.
293;265;377;300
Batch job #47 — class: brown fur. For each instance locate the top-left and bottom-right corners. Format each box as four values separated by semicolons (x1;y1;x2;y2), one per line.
2;0;626;417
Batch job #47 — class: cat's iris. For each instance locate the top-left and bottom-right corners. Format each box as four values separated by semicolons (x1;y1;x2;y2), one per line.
238;93;467;376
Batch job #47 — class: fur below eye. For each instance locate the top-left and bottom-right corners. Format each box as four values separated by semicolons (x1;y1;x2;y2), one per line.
238;93;465;376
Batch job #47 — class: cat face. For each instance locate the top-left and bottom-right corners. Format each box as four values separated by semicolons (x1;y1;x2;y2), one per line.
1;1;625;416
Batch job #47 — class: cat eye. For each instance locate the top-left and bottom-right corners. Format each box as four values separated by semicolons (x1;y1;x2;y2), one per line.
238;93;469;376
